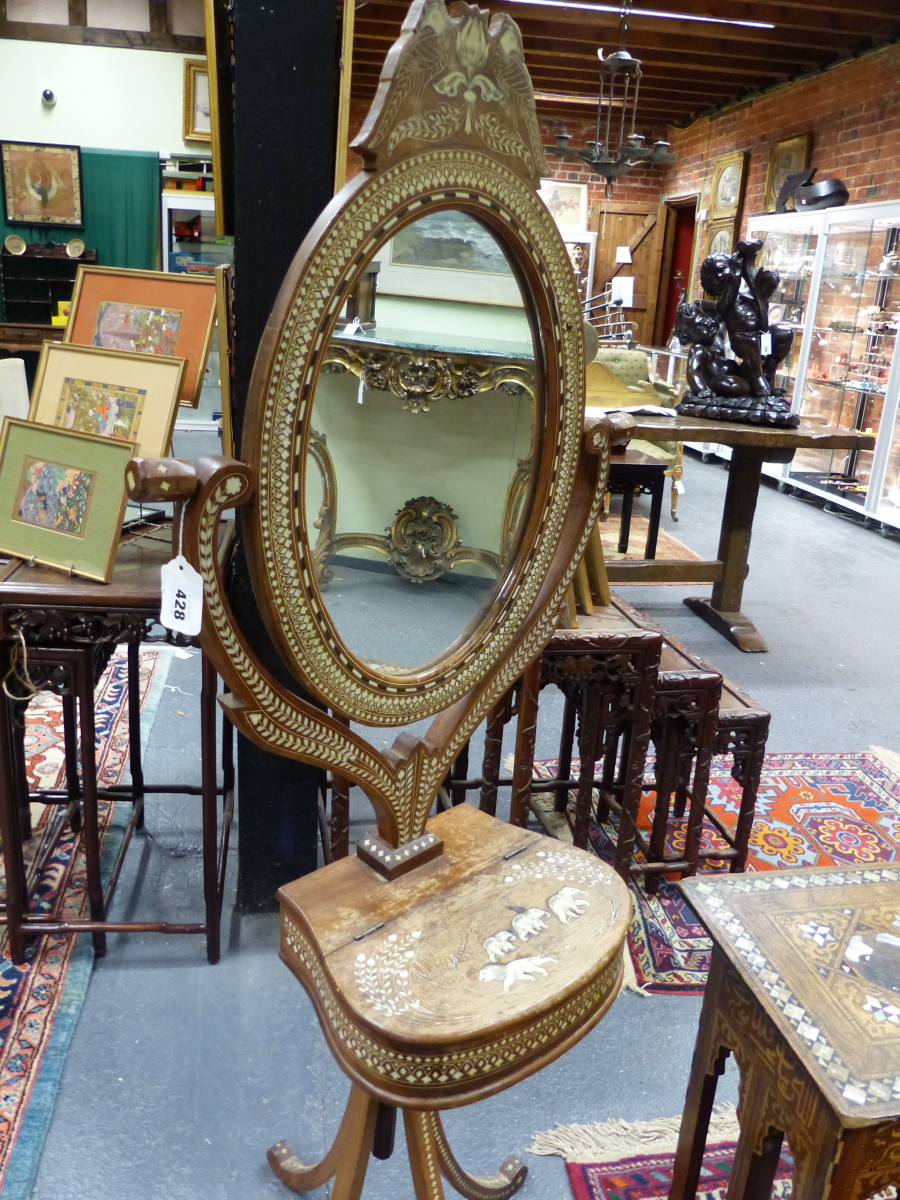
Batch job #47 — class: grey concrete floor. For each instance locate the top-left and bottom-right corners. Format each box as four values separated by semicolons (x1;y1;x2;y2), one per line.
29;452;900;1200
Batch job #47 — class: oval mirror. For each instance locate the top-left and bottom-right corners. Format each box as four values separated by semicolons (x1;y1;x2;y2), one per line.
305;209;539;674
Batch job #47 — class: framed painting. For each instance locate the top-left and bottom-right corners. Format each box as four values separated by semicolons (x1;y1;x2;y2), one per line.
29;343;185;458
65;266;216;407
1;141;84;229
708;151;746;221
183;59;211;144
204;0;234;236
376;210;524;306
0;419;134;582
765;134;811;213
706;217;735;259
538;179;588;232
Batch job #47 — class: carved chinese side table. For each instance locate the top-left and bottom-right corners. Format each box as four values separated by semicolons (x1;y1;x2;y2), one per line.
671;867;900;1200
0;520;234;964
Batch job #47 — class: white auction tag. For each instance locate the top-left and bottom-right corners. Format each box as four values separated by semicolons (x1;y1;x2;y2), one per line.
674;479;685;494
160;555;203;637
760;332;773;356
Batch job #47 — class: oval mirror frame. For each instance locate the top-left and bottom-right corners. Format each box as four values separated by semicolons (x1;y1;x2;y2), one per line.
241;149;585;727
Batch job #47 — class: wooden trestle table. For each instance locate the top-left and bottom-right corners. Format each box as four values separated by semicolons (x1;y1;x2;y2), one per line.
586;412;876;652
0;520;233;965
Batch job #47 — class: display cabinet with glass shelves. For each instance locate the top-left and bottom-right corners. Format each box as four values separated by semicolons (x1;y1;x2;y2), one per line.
741;200;900;532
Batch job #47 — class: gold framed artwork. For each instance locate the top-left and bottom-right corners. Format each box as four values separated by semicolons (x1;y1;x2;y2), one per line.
765;134;812;213
29;343;185;459
0;419;134;582
706;217;735;258
708;151;746;221
203;0;234;236
1;141;84;228
65;266;217;408
183;59;211;143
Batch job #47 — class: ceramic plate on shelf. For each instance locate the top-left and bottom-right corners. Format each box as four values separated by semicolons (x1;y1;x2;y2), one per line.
3;234;26;255
66;238;85;258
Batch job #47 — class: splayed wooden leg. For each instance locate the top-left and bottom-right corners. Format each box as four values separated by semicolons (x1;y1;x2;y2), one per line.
429;1112;527;1200
267;1084;377;1195
405;1109;448;1199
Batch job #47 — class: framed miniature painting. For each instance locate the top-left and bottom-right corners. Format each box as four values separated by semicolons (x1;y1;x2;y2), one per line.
1;141;84;228
538;179;588;232
29;343;185;458
765;134;811;213
706;217;735;258
66;266;216;407
183;59;212;144
0;419;134;582
708;151;746;221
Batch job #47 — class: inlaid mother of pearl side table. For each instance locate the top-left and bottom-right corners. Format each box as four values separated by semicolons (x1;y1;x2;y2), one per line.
670;867;900;1200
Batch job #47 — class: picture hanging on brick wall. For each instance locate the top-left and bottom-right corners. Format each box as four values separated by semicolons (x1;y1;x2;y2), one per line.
538;179;588;233
764;135;811;214
705;217;735;259
708;151;746;222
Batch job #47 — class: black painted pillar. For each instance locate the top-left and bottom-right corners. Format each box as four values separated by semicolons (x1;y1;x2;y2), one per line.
230;0;340;911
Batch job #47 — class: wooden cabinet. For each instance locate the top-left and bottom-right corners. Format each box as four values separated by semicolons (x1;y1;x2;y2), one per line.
0;242;96;325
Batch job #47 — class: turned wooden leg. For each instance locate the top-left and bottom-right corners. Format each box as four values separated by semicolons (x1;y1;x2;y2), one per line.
405;1109;448;1199
267;1084;378;1195
479;689;512;817
509;657;541;828
429;1112;527;1200
554;698;577;814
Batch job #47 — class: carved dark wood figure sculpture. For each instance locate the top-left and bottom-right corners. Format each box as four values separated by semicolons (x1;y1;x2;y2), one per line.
128;1;635;1196
676;240;799;428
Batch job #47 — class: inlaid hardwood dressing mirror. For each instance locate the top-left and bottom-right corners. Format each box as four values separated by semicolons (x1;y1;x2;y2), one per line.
131;2;635;1194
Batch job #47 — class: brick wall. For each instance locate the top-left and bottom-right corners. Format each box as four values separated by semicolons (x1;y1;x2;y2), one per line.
539;116;665;221
659;43;900;243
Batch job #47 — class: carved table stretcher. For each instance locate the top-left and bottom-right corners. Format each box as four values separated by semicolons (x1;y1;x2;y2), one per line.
585;414;875;652
671;867;900;1200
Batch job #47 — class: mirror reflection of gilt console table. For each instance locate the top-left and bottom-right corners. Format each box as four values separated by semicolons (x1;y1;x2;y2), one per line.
311;328;536;584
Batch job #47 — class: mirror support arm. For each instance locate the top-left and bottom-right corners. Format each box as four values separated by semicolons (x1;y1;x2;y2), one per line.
583;412;637;453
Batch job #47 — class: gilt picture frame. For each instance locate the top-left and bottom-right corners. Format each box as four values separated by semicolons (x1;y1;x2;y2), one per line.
706;217;735;259
708;151;746;221
29;343;185;459
1;141;84;229
65;266;216;408
765;134;812;214
0;419;134;582
183;59;211;144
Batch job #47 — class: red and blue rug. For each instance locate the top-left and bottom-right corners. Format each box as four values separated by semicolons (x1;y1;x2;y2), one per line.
529;1106;793;1200
0;646;171;1199
533;750;900;994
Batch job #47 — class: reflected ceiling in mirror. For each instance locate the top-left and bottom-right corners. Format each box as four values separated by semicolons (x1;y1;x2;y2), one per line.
305;209;539;675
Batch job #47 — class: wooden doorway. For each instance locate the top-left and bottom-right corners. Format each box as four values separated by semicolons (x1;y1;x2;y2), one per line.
590;200;667;346
653;198;698;346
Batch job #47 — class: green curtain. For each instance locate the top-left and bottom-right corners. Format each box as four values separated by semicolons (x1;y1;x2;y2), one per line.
0;148;159;318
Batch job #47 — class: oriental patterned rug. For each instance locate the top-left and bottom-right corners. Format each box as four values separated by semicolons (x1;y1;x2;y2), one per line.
597;514;701;569
532;751;900;995
0;645;171;1200
528;1106;795;1200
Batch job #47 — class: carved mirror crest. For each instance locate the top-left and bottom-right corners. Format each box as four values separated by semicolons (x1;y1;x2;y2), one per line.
186;0;614;848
